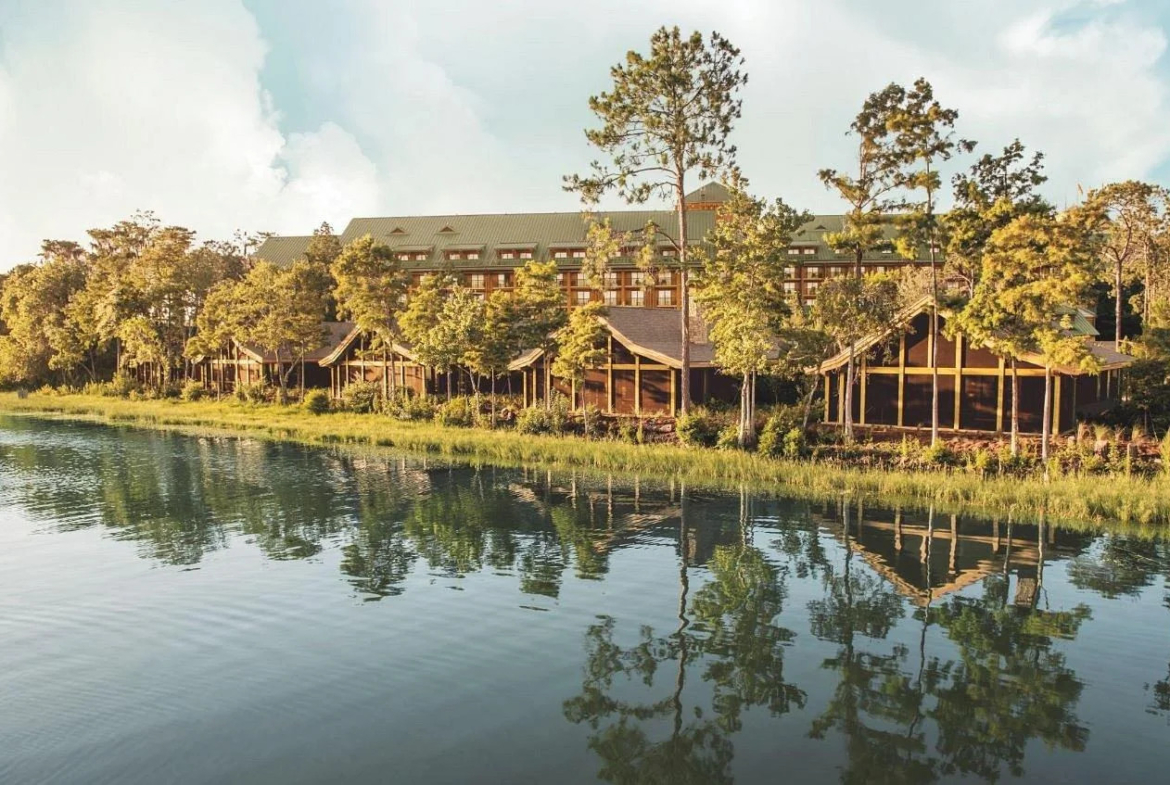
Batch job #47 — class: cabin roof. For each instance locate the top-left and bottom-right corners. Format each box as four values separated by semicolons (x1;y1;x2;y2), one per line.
253;235;313;267
817;296;1134;375
237;321;355;364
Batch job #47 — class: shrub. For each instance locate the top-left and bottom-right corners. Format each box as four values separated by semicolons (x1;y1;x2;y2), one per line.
235;381;270;405
515;397;571;436
920;441;955;468
341;381;382;414
389;393;436;422
434;396;475;427
758;407;806;457
180;380;205;402
780;427;807;459
967;447;994;476
304;389;330;415
676;406;727;447
716;422;741;450
1162;431;1170;476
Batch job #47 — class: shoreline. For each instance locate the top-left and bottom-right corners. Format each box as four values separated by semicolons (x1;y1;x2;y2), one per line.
2;392;1168;532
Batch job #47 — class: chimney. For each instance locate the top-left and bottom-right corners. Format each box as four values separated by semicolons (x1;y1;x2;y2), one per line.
689;313;709;345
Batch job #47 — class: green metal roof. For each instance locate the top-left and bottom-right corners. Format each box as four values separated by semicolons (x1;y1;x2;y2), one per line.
253;235;313;267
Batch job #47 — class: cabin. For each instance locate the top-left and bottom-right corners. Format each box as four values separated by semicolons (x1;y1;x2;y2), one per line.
318;326;474;400
818;297;1134;434
206;321;354;393
510;307;740;415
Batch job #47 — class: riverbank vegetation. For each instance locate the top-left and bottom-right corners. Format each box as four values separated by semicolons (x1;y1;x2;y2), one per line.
3;391;1169;529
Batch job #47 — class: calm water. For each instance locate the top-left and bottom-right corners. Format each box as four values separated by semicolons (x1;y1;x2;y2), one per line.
2;416;1169;784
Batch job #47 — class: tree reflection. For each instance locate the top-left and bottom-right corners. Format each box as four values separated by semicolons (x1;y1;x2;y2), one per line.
564;489;803;783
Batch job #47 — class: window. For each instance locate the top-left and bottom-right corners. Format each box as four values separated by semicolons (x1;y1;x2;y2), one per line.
630;271;645;286
873;265;886;274
657;289;675;307
783;281;797;294
571;249;586;259
520;250;533;260
397;253;411;262
557;272;565;284
806;281;820;293
806;266;822;279
575;290;592;305
603;271;619;287
499;250;516;260
448;252;463;261
414;253;427;261
469;274;484;289
882;248;893;254
829;266;844;277
603;289;619;305
629;289;645;306
495;273;508;287
662;248;677;258
787;247;800;255
467;251;480;261
802;247;816;255
554;250;568;259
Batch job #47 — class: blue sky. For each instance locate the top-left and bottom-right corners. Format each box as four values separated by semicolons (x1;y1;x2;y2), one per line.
1;0;1168;267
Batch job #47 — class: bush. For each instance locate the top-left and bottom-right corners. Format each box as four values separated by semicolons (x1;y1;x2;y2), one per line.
304;389;330;415
676;406;727;447
920;441;955;468
180;380;205;402
758;407;806;457
716;422;741;450
235;381;270;404
341;381;382;414
434;396;475;427
780;427;807;459
388;393;436;422
1162;431;1170;476
107;372;139;398
516;396;571;436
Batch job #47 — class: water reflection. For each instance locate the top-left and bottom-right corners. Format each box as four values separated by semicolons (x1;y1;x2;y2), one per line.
3;415;1170;783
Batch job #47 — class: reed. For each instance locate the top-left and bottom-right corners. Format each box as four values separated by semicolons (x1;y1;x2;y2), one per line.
4;392;1170;529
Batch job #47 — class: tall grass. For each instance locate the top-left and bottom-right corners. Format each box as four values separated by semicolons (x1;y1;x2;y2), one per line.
3;392;1170;529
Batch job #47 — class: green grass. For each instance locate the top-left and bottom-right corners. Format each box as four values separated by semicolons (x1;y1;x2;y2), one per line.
3;392;1170;532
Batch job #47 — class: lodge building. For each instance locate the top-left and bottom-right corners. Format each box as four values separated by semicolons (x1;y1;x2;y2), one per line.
216;183;1132;434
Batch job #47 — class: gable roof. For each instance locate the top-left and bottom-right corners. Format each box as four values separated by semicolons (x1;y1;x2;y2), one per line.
339;210;717;270
816;296;1133;375
237;321;355;364
253;235;312;267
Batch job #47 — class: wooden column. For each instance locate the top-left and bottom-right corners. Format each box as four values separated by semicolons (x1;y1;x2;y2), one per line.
996;357;1006;434
824;374;831;423
606;336;614;414
634;356;642;416
858;352;867;426
669;368;677;415
953;335;963;431
1053;375;1062;434
897;335;906;427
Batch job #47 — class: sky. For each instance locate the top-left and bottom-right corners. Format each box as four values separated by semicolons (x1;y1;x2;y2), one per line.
0;0;1168;269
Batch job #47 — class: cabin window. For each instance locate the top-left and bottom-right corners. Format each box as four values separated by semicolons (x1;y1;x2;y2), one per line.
495;273;508;287
467;251;480;260
629;290;645;306
802;247;816;255
556;272;565;284
520;250;533;259
784;266;796;278
662;248;677;258
787;247;800;255
829;266;844;277
414;253;427;261
499;250;516;260
657;289;675;307
783;281;797;294
469;274;485;289
571;249;586;259
630;271;645;286
603;289;619;305
806;281;820;293
554;251;568;259
603;271;619;287
806;266;822;279
575;290;592;305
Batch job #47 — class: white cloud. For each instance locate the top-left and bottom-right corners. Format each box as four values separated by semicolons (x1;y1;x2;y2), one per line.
0;0;1166;267
0;0;381;266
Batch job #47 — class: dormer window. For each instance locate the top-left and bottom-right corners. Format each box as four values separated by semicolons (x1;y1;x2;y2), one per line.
787;248;800;255
662;248;677;258
467;251;480;261
802;247;816;255
554;250;568;259
520;250;533;259
571;249;585;259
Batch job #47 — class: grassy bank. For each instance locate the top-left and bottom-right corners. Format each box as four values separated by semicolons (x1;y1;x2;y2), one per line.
3;392;1169;530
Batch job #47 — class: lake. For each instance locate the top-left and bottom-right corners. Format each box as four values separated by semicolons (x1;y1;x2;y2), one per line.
2;415;1169;784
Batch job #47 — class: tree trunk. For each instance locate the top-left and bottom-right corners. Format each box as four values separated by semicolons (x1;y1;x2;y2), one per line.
1010;358;1020;457
677;178;691;415
382;348;389;403
930;264;940;447
446;368;452;400
801;375;817;430
844;346;856;443
1116;257;1124;350
490;373;497;428
738;371;750;448
1041;365;1052;471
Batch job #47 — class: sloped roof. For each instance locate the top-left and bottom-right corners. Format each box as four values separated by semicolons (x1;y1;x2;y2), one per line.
339;210;716;270
603;307;715;368
239;321;355;364
684;181;733;204
817;296;1134;375
253;235;312;267
317;324;418;367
